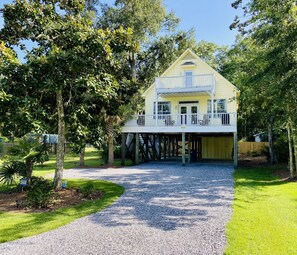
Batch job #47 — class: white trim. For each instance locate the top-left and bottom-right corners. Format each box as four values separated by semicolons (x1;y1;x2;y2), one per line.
122;125;237;133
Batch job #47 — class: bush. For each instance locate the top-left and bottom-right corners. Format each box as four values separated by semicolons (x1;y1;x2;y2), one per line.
26;177;53;208
101;145;121;164
80;182;96;198
0;161;26;185
247;150;261;157
114;146;121;159
101;145;108;164
0;136;9;143
261;139;289;163
0;142;3;156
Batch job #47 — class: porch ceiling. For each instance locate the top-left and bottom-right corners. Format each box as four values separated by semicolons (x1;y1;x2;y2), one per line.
159;91;210;97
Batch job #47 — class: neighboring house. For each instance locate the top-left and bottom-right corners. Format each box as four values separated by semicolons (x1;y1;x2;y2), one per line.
253;132;268;142
121;49;240;167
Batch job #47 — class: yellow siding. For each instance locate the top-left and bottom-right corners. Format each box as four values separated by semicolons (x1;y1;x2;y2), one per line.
144;50;238;116
202;137;233;160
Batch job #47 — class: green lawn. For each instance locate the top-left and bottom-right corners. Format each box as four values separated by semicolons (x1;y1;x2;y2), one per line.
0;147;131;243
33;147;132;177
0;179;124;243
225;166;297;255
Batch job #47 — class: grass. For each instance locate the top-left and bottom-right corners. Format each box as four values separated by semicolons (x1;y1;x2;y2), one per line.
0;146;131;243
225;166;297;255
33;147;132;177
0;179;124;243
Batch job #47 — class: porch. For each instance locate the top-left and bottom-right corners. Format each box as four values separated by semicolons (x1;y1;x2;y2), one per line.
122;113;237;133
155;74;215;95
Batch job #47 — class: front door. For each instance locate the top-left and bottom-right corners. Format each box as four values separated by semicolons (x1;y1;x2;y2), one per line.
179;103;199;125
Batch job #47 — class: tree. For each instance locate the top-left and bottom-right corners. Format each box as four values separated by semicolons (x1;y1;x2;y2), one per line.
229;0;297;170
0;0;137;188
97;0;178;164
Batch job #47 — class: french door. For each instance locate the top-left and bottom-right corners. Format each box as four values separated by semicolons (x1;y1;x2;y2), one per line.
179;103;199;125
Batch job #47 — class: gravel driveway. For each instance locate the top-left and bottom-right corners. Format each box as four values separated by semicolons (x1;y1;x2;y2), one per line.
0;162;234;255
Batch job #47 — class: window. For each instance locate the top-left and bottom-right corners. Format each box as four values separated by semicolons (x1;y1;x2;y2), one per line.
153;102;171;119
207;99;227;113
184;71;193;87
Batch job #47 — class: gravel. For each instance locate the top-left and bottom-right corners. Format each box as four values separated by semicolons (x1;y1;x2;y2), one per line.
0;162;234;255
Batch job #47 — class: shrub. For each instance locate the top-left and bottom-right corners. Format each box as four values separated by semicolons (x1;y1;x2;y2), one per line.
101;145;121;164
114;146;121;159
101;144;108;164
26;177;53;208
0;142;3;156
261;136;289;163
0;161;26;185
80;182;96;198
0;136;9;143
247;150;261;157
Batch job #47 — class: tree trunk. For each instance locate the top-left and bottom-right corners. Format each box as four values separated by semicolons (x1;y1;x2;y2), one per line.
290;122;297;178
130;52;136;81
106;116;114;165
287;122;295;179
25;159;33;184
268;116;277;164
54;89;65;190
79;145;85;167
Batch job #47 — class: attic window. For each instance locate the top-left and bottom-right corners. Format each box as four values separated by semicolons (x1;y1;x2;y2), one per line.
181;61;196;67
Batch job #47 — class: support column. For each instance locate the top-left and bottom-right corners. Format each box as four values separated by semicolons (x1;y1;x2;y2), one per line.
172;136;176;157
135;133;139;165
155;90;159;126
211;90;214;125
233;132;238;168
158;135;162;160
153;134;156;160
121;133;126;166
168;136;171;158
182;132;186;166
163;136;167;159
145;134;149;162
188;133;191;164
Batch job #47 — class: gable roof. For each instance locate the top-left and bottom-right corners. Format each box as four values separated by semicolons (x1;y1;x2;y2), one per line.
142;48;239;96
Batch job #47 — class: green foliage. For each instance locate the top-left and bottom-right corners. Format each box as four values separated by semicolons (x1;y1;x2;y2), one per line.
0;161;26;185
0;142;3;156
99;0;178;41
26;177;53;208
101;144;108;164
261;135;289;163
5;135;49;180
114;146;121;159
80;182;96;198
0;136;9;143
100;144;121;164
227;0;297;148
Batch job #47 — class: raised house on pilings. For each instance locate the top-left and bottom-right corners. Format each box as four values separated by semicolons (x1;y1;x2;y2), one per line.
121;49;240;167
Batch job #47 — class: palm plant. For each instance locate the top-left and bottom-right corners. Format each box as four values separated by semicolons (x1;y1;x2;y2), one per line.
0;161;26;184
0;135;49;184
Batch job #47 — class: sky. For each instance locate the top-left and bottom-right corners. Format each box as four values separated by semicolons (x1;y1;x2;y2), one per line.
0;0;240;47
163;0;239;46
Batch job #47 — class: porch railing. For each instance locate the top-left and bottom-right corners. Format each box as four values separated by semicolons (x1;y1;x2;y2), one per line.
155;74;215;90
125;113;236;127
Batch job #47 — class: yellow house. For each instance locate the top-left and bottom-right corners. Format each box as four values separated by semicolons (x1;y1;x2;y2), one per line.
122;49;239;167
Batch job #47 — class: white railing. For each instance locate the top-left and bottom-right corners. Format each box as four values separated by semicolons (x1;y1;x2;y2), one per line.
125;113;236;127
155;74;215;90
